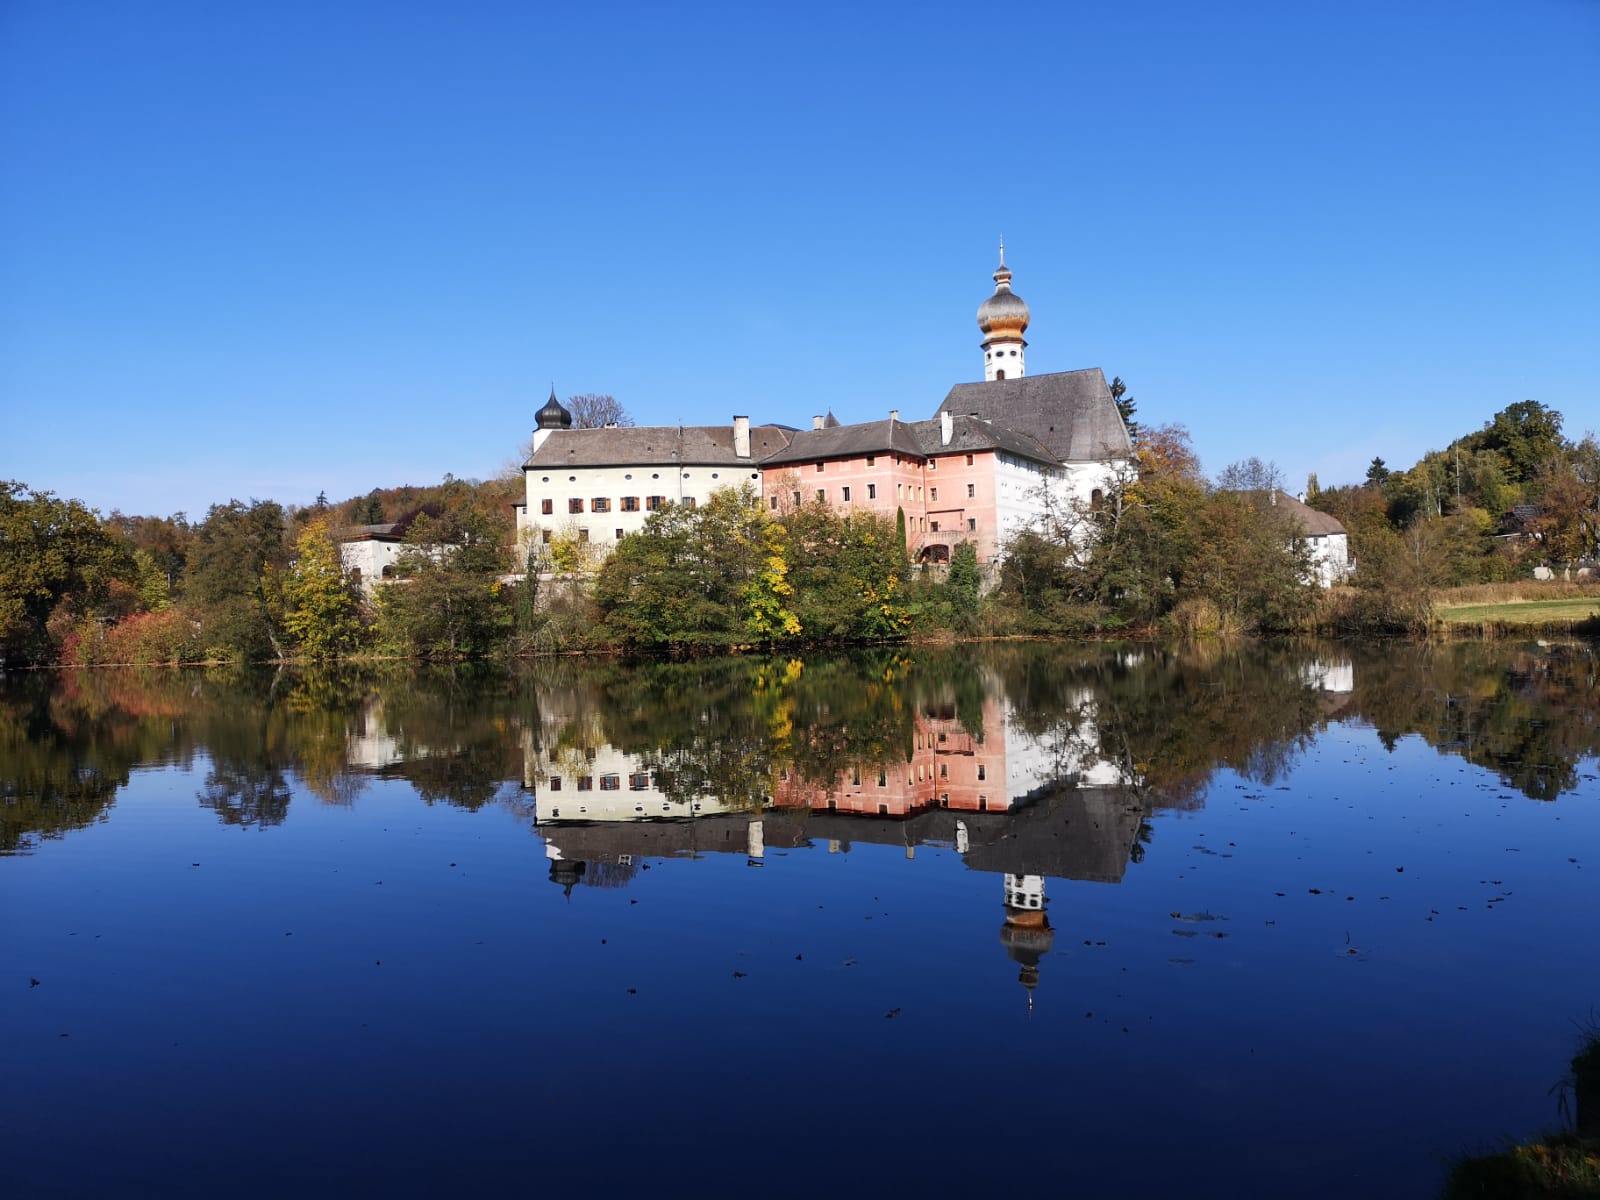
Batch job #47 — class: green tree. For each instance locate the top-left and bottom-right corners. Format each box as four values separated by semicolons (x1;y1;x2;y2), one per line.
1475;400;1565;483
184;500;290;661
1109;376;1139;441
0;481;134;665
282;516;366;659
376;500;510;659
944;540;982;633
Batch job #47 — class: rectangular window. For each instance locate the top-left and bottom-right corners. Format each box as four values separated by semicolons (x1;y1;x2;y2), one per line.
682;496;696;509
816;489;825;502
866;456;876;466
599;774;620;791
591;497;611;513
615;528;624;540
621;496;640;512
541;529;552;544
541;499;553;515
867;484;876;499
877;770;887;787
577;528;589;542
967;483;976;498
966;454;974;466
629;773;650;791
841;486;851;501
792;491;801;506
577;776;594;792
930;487;937;501
967;518;977;531
928;458;937;471
549;777;562;791
897;483;903;499
931;521;939;532
647;495;666;511
815;462;825;473
569;498;584;514
977;764;986;781
769;496;778;510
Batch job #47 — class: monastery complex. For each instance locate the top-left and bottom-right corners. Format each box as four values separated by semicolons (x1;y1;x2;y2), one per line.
513;248;1136;567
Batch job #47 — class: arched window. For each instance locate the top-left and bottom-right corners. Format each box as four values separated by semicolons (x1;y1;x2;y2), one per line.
1091;488;1105;510
995;369;1006;380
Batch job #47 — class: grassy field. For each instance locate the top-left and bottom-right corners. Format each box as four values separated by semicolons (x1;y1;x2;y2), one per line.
1431;582;1600;633
1436;597;1600;626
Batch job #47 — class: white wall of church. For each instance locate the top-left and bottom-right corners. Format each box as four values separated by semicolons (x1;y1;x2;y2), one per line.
994;453;1071;547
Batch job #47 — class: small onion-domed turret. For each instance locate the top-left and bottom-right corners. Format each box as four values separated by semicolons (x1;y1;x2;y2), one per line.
536;388;574;431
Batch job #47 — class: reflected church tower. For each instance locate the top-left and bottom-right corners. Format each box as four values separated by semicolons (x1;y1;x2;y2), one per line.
998;873;1053;1006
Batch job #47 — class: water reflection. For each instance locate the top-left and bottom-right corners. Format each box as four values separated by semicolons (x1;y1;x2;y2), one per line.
2;640;1596;864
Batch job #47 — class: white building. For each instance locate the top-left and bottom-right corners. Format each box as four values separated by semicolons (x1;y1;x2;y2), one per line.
513;391;793;564
334;523;406;595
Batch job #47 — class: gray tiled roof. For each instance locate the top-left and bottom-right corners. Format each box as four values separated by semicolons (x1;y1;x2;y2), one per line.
760;418;926;467
534;783;1141;884
525;424;793;469
1236;490;1347;537
904;415;1058;465
936;369;1134;463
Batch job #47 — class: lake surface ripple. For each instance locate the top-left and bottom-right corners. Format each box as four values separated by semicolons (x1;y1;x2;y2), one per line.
3;640;1598;1198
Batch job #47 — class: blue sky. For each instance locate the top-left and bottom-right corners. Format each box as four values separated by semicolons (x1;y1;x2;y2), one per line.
3;0;1596;518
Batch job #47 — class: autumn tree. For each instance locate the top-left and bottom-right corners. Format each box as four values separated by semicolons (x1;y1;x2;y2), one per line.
282;516;366;659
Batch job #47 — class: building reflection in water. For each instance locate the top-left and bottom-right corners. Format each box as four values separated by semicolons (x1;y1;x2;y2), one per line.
526;681;1151;1006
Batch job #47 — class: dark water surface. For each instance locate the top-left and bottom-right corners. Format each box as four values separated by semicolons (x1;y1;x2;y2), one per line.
3;641;1598;1198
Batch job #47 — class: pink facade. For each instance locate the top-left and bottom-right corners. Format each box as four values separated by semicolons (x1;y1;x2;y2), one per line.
771;697;1010;817
760;447;1006;564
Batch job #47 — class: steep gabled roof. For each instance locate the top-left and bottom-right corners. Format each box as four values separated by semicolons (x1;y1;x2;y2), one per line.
525;424;793;470
759;418;926;468
936;368;1133;463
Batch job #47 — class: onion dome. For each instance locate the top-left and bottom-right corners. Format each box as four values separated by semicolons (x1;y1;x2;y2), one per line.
976;241;1030;342
536;387;573;431
999;909;1054;990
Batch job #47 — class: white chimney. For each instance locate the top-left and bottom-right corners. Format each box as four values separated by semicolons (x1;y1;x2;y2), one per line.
733;415;750;458
889;409;899;422
940;410;953;446
813;414;825;430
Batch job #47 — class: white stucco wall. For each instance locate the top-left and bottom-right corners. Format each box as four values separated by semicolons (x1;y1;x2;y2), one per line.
517;465;764;557
983;341;1026;381
337;538;406;594
1307;532;1351;587
533;743;744;823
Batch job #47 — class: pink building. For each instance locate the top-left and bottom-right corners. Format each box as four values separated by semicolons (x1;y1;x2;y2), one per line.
760;410;1060;564
771;695;1010;817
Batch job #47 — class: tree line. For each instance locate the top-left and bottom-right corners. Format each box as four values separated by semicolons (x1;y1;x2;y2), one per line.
4;395;1591;666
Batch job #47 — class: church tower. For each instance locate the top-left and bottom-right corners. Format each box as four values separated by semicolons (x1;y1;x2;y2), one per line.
976;240;1030;381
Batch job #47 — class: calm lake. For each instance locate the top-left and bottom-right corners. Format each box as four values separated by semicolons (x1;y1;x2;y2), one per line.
3;640;1597;1198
